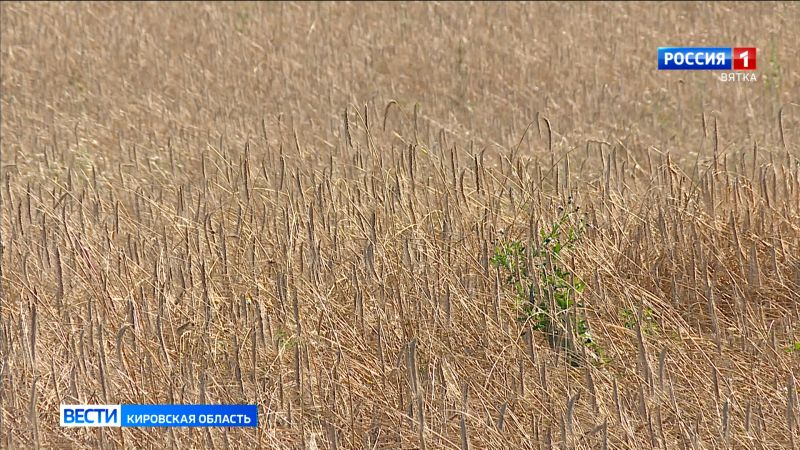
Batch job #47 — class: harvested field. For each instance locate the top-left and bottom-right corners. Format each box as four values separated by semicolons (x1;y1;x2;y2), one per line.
1;2;799;448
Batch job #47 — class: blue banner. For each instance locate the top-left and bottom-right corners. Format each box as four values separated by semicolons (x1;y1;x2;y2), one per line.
121;404;258;427
658;47;732;70
60;404;258;427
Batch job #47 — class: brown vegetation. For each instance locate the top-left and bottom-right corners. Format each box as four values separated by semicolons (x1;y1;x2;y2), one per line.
1;2;799;448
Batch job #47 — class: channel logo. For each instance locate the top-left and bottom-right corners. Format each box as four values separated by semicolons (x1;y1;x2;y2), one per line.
60;404;258;427
658;47;756;70
60;405;120;427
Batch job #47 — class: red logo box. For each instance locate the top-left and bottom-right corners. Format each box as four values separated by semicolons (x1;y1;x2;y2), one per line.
732;47;757;70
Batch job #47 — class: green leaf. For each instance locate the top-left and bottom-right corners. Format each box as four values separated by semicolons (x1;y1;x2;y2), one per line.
555;292;571;309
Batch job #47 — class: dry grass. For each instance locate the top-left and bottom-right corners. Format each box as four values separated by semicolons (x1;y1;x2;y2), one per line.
1;2;799;449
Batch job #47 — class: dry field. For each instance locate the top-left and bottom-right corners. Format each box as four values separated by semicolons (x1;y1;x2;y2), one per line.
1;2;799;449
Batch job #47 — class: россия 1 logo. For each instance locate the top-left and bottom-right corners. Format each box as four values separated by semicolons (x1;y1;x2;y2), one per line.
658;47;757;82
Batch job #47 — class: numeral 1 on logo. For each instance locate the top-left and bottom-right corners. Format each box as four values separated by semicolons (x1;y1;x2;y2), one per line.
733;48;757;70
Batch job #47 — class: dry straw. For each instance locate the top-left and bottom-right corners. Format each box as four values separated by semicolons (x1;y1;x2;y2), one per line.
1;2;799;449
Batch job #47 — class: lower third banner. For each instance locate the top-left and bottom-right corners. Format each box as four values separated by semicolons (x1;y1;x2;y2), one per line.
60;404;258;427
